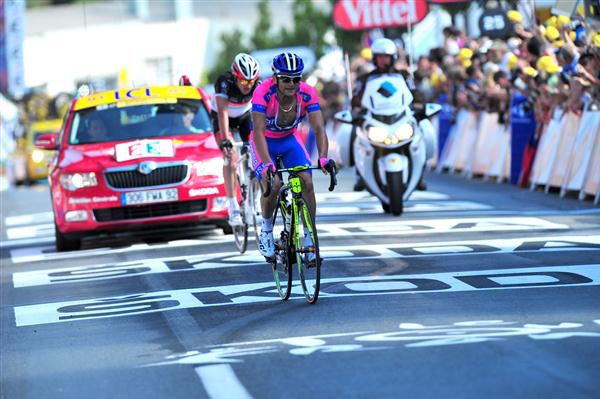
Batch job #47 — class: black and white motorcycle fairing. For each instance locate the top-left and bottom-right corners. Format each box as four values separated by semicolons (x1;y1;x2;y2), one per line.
335;73;440;215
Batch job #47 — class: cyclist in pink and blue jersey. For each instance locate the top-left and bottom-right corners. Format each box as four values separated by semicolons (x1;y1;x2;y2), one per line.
250;52;333;258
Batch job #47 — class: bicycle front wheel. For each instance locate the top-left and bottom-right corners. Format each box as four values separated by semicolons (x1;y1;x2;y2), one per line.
272;199;292;300
294;195;320;304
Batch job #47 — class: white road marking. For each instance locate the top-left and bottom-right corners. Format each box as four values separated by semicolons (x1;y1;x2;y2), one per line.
13;264;600;326
489;275;559;285
202;321;599;351
13;234;600;288
0;197;480;243
0;236;55;248
315;191;450;201
317;200;491;215
6;223;54;239
195;365;253;399
8;216;569;264
4;212;53;226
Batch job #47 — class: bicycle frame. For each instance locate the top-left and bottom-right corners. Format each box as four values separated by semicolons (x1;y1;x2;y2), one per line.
276;166;319;261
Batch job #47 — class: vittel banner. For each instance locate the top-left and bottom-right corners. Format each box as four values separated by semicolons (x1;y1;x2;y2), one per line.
333;0;429;31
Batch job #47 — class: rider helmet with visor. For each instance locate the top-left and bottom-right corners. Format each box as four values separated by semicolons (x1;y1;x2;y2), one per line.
232;53;260;85
272;52;304;84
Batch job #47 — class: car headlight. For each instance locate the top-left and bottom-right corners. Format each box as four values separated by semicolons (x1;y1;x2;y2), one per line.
394;123;414;141
59;172;98;191
195;158;224;177
31;150;45;163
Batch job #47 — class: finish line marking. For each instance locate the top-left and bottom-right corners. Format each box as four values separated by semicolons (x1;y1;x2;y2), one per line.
8;216;568;264
13;264;600;326
12;235;600;288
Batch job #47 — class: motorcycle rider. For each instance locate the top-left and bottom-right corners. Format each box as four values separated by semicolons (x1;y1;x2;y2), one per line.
211;53;261;226
351;37;427;191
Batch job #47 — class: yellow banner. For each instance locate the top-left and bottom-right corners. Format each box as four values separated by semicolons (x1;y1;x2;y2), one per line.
74;86;202;110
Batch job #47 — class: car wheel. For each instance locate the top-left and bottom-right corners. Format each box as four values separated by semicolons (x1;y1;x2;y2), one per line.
54;224;81;251
218;222;233;235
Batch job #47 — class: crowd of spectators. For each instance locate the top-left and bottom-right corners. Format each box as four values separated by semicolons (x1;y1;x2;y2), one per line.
311;7;600;186
407;9;600;140
315;7;600;131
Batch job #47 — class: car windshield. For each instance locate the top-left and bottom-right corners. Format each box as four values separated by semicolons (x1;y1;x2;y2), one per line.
68;99;211;144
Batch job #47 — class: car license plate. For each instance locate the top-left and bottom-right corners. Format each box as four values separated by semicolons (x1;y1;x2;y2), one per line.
122;188;178;205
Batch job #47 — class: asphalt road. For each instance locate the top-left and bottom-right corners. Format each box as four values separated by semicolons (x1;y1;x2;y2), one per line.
1;170;600;399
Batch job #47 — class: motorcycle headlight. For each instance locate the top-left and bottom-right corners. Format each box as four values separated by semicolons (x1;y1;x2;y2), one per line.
195;158;224;177
31;150;45;163
394;123;414;141
368;124;414;145
367;126;388;143
60;172;98;191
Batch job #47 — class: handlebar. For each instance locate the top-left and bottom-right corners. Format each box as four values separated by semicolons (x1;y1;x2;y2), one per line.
325;159;337;192
219;139;233;152
264;161;338;194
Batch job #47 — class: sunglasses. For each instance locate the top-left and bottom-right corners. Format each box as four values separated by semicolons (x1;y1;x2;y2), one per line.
237;78;257;86
278;76;302;84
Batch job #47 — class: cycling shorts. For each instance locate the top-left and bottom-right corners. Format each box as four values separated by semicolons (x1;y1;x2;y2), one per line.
211;110;252;142
250;131;312;174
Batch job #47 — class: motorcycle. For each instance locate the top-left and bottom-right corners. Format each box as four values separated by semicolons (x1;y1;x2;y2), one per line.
335;73;441;215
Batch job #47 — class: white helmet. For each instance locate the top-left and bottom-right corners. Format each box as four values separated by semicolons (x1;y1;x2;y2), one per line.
371;38;397;60
231;53;260;80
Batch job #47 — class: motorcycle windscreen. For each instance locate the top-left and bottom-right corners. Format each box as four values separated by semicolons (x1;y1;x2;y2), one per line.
361;74;414;116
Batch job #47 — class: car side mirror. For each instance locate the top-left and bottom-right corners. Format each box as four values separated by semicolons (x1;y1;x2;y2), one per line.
425;103;442;118
334;110;353;124
35;133;58;150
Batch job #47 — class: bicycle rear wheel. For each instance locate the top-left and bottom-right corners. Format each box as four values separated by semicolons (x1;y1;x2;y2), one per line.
271;199;292;300
294;195;320;304
232;219;248;253
233;175;249;253
248;176;262;247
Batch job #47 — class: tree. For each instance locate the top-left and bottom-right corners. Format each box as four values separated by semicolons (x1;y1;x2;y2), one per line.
278;0;331;59
250;0;276;50
206;29;251;84
209;0;362;81
327;0;370;56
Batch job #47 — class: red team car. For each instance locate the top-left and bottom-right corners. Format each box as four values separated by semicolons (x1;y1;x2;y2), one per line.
35;86;230;251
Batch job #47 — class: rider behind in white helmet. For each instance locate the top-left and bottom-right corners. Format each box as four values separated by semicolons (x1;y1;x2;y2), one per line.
211;53;261;227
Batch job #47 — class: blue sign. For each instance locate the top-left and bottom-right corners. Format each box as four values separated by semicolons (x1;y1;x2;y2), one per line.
436;94;454;159
377;81;397;98
509;93;536;185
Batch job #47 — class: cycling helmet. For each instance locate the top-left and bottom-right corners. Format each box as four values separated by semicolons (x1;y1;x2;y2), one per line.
231;53;260;80
371;38;397;61
272;52;304;77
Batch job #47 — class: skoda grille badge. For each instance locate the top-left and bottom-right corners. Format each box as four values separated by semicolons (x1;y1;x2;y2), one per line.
138;161;157;175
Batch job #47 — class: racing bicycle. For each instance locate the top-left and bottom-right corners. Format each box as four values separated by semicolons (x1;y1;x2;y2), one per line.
263;158;337;304
222;135;262;253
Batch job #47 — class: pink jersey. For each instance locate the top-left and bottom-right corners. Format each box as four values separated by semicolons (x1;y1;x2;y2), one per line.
251;77;321;138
